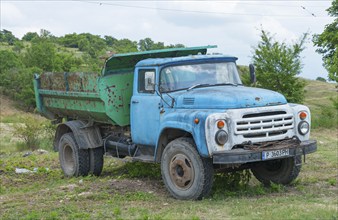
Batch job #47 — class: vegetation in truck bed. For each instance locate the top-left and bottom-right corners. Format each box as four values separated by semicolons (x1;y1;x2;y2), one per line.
0;77;337;219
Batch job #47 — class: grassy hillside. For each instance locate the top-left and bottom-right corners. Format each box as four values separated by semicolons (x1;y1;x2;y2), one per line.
303;79;337;128
0;80;337;219
304;79;337;110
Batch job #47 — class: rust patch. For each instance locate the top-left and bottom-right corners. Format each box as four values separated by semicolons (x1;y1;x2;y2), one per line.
243;138;301;151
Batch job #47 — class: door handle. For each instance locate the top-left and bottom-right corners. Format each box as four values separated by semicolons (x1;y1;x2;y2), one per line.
132;100;139;104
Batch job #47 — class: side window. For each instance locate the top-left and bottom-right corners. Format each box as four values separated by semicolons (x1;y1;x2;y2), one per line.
138;69;155;93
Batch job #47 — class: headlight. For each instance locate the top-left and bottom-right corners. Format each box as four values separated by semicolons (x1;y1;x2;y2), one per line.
215;130;228;145
298;121;309;135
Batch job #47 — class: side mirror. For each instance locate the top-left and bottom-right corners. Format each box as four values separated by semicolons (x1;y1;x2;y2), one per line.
249;64;256;84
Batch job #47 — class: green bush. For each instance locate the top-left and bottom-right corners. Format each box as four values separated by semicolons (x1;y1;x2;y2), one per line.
252;30;307;103
13;116;55;151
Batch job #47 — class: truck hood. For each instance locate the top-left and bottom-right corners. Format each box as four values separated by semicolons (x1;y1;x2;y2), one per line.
171;86;287;109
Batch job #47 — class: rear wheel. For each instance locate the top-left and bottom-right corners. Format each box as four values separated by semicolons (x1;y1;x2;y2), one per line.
161;137;214;200
59;133;90;177
89;147;104;176
251;156;301;185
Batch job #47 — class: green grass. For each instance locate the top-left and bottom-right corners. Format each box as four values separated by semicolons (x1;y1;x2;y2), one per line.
303;79;338;129
0;80;337;219
1;128;337;219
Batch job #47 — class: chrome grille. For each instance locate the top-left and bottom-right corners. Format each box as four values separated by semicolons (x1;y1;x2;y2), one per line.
235;111;294;138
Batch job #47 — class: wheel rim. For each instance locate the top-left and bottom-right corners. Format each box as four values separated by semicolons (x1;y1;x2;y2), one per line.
63;144;75;174
169;154;194;190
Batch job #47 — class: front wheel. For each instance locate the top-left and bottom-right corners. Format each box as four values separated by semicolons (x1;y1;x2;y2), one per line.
161;137;214;200
59;133;90;177
251;156;301;186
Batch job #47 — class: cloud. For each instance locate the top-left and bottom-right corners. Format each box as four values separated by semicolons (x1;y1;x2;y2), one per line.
255;17;298;42
0;1;333;79
156;1;241;28
1;2;24;26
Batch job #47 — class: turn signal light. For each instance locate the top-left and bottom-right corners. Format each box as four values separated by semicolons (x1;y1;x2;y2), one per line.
299;112;307;120
217;120;225;129
194;118;199;124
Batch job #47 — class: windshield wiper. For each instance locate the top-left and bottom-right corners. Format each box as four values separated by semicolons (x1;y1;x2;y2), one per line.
213;83;241;87
187;83;210;91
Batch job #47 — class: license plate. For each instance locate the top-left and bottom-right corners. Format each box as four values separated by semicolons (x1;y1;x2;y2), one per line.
262;149;290;160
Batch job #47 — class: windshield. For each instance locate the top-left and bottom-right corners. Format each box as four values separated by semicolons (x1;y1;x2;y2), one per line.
160;62;242;92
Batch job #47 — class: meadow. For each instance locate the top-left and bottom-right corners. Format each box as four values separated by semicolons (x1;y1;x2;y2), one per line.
0;80;337;219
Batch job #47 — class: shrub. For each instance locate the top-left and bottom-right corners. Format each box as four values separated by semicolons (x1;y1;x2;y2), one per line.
13;116;56;151
252;30;307;103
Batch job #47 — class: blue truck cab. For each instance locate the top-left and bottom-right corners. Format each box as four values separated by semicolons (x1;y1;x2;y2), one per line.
35;46;317;200
129;48;316;199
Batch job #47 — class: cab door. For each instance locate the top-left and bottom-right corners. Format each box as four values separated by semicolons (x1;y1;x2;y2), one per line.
130;68;161;146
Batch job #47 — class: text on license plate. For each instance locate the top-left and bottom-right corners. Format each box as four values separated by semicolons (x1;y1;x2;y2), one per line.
262;149;290;160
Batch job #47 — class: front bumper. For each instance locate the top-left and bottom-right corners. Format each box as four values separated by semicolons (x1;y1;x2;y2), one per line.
213;140;317;164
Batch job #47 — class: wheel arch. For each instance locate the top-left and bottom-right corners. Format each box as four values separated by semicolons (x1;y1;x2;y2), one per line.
155;127;193;162
53;120;103;151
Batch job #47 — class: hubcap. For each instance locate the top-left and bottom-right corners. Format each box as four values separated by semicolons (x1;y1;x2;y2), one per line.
169;154;194;189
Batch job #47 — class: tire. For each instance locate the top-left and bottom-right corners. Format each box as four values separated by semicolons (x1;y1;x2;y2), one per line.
89;147;104;176
161;137;214;200
251;156;301;186
59;133;90;177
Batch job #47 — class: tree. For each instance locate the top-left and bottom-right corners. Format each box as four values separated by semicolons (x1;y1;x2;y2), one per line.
112;39;138;53
138;38;165;51
0;29;18;45
13;41;25;53
167;43;185;48
104;35;117;47
59;33;79;48
22;32;39;41
0;50;22;74
313;0;338;82
24;39;58;71
316;77;327;82
237;65;251;86
252;30;307;103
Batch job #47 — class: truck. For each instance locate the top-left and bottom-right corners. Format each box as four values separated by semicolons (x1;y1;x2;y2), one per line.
33;45;317;200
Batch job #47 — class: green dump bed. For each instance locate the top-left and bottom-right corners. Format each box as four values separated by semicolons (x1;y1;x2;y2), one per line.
33;46;215;126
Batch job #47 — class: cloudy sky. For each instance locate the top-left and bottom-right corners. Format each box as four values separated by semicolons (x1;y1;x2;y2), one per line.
1;0;334;80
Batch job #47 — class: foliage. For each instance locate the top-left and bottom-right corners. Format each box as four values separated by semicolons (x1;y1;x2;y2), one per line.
13;41;25;53
313;0;338;82
13;116;43;150
112;38;138;53
0;28;185;109
24;39;59;71
316;76;327;82
252;30;307;103
22;32;39;41
104;35;118;47
138;38;165;51
12;116;56;151
237;65;251;86
138;38;185;51
0;29;18;45
213;170;252;194
0;50;23;73
1;67;42;109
